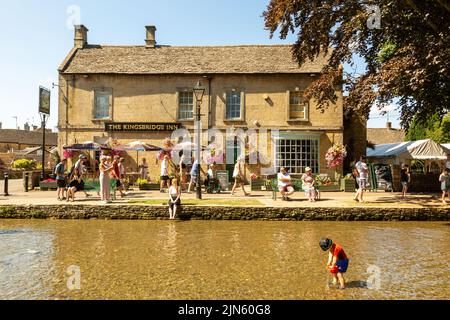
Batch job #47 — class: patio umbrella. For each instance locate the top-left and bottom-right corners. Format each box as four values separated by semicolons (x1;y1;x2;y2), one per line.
114;141;162;171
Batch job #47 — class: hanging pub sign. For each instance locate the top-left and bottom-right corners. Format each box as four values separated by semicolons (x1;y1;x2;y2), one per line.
105;122;182;132
39;86;51;115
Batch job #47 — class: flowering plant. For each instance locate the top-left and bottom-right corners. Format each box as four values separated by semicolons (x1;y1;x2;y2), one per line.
325;144;347;169
250;173;258;181
63;149;74;159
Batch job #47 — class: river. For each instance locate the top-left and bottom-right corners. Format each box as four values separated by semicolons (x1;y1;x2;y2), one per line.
0;220;448;300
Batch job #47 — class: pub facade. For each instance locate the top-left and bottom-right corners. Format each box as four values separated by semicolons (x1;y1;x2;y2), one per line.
58;25;344;180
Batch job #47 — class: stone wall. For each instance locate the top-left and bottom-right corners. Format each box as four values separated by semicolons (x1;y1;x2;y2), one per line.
0;205;447;221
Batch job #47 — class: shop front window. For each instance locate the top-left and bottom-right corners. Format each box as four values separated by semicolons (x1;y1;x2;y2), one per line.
275;138;319;174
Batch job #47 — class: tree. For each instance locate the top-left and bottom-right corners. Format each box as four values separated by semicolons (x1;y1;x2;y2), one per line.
264;0;450;129
406;113;450;143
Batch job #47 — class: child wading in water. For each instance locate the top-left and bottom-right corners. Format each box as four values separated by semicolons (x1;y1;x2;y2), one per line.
320;238;349;289
168;179;181;220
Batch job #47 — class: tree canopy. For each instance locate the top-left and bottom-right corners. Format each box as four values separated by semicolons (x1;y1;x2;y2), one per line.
264;0;450;129
406;112;450;143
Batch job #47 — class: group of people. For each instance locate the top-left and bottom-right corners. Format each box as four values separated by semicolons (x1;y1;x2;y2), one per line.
55;154;127;204
277;166;318;202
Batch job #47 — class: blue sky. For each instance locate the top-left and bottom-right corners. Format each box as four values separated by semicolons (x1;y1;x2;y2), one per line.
0;0;399;131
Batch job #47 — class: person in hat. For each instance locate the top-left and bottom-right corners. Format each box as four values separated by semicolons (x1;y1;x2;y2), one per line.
319;238;349;289
301;167;317;202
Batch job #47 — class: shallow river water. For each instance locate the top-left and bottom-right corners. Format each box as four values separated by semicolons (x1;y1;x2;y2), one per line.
0;220;448;300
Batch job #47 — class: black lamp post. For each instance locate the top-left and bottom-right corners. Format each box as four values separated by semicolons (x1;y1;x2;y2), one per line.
193;81;205;200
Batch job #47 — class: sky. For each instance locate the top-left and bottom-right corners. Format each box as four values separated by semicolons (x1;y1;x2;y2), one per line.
0;0;399;131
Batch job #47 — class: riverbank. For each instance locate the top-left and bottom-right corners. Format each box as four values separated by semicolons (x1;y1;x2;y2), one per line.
0;204;448;221
0;179;448;221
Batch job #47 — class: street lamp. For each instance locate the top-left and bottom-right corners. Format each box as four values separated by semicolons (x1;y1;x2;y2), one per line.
193;81;205;200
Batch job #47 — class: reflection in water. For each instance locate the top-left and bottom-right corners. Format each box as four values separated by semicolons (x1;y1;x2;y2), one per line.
0;220;448;300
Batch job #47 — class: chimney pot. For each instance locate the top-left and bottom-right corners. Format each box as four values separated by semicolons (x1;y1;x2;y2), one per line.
74;25;89;48
145;26;157;48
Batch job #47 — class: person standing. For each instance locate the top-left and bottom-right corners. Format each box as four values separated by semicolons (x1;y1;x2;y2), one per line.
139;158;149;180
112;155;125;198
231;157;249;196
400;164;411;199
319;238;349;289
54;158;67;201
277;167;295;201
187;156;205;193
160;155;171;193
179;154;188;192
439;168;450;205
168;179;181;220
99;155;113;204
354;156;368;203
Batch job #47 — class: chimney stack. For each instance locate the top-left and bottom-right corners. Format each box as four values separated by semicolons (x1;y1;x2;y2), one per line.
0;122;2;129
145;26;157;48
74;25;89;48
386;121;392;129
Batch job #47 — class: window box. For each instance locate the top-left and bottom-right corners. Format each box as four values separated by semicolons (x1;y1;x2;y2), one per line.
39;181;58;191
250;178;266;191
139;183;160;191
340;178;356;192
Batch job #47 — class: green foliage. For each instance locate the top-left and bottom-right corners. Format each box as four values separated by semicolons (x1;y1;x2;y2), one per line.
12;159;36;170
406;113;450;143
377;42;397;63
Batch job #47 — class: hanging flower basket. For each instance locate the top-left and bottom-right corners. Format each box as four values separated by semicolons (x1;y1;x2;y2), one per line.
325;144;347;169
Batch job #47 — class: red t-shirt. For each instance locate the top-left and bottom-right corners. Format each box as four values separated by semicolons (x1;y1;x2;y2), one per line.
113;162;121;178
331;244;348;261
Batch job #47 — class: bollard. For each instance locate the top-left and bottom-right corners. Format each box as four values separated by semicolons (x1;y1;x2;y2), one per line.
4;172;9;196
24;172;29;192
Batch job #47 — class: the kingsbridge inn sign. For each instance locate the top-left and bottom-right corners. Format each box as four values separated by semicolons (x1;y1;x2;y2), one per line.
105;123;182;132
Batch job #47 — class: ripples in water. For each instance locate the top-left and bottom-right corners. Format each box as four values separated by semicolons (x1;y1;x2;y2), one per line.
0;220;448;300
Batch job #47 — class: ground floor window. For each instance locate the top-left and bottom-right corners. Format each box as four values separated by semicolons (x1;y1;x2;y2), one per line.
275;138;319;174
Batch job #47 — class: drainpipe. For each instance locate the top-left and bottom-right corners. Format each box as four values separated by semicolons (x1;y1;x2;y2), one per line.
203;75;213;129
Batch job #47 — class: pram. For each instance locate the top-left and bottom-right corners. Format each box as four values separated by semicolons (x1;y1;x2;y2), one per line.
205;177;221;194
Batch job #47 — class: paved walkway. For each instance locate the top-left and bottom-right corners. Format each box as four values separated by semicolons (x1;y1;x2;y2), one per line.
0;179;448;209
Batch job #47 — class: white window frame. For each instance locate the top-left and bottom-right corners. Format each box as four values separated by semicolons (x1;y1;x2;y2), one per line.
177;90;194;121
273;133;321;175
224;90;245;121
92;89;113;121
286;90;309;121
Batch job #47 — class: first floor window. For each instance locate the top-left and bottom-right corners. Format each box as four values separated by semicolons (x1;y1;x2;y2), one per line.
226;91;242;120
178;91;194;120
289;91;309;121
93;91;111;120
275;139;319;174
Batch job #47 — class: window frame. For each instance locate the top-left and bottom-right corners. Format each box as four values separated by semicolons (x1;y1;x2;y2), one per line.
273;136;320;175
177;90;195;121
92;89;113;121
224;89;245;121
286;90;309;122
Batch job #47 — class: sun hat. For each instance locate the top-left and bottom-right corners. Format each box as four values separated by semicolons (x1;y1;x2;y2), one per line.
305;167;312;172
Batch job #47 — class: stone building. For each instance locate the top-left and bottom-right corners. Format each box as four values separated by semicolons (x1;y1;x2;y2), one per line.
367;122;406;145
58;25;346;179
0;128;57;153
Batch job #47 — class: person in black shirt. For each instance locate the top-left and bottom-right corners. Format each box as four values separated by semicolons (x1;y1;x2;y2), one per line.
400;164;411;199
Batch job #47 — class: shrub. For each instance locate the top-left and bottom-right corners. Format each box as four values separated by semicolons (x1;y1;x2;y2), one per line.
136;178;148;185
12;159;36;170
